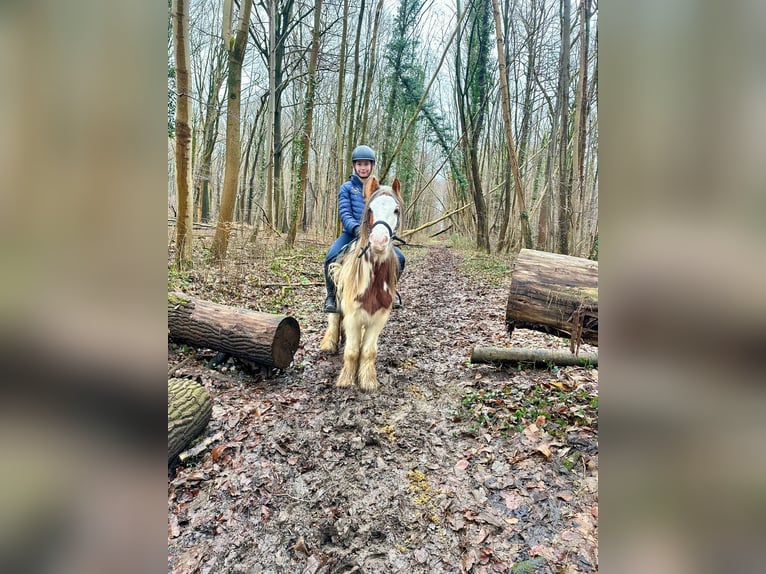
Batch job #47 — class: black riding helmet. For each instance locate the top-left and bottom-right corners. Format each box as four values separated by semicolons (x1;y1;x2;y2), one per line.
351;145;376;164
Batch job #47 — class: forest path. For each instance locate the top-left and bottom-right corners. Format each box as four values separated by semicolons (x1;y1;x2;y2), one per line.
168;245;598;574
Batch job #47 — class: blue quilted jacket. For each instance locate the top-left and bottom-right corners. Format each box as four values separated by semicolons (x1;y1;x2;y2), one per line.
338;173;367;236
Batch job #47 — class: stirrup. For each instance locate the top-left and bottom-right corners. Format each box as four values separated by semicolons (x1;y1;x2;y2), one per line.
393;292;402;309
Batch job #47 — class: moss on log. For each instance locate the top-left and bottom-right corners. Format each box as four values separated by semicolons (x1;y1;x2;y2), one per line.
168;378;212;463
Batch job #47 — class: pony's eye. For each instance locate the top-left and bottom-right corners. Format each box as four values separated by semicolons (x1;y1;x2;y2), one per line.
394;208;400;215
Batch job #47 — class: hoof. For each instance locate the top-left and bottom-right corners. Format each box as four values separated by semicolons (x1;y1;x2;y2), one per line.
319;341;338;354
336;369;355;388
358;377;379;393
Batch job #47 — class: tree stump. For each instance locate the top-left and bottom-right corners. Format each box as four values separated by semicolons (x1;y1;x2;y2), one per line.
506;249;598;351
168;292;300;369
168;378;212;463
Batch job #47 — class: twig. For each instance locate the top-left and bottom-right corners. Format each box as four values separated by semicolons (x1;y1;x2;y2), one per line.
168;353;197;376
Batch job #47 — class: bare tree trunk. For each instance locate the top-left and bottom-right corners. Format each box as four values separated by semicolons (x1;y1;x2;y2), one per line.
265;0;277;227
571;0;591;256
556;0;571;255
346;0;366;174
172;0;194;269
359;0;384;143
212;0;253;262
491;0;532;251
287;0;322;247
193;45;226;224
334;0;349;193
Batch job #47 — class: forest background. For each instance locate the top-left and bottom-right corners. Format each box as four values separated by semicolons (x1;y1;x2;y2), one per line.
0;0;762;572
167;0;598;266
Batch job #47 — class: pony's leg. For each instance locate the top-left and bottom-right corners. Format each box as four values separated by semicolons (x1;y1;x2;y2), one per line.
337;314;361;388
356;311;390;392
319;313;341;354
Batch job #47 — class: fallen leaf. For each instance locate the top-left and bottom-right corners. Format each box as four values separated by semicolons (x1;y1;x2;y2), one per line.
499;490;524;511
454;459;470;471
461;548;477;572
292;535;309;555
473;527;489;545
304;555;321;574
535;415;546;427
168;514;181;538
476;511;504;527
535;442;552;459
413;548;428;563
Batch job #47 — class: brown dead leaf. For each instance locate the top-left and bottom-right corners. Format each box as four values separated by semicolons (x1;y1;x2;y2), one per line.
473;526;489;545
303;554;321;574
535;415;546;427
476;511;504;528
461;548;477;572
535;442;552;459
168;514;181;538
523;422;540;440
292;535;309;555
499;490;524;511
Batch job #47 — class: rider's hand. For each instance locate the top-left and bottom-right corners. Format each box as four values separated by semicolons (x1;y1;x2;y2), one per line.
353;225;360;237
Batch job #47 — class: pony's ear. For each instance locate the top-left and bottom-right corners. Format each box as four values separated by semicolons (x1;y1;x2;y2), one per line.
392;178;402;200
364;176;379;201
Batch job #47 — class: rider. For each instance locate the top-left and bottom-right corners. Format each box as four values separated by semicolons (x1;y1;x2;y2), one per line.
323;144;405;313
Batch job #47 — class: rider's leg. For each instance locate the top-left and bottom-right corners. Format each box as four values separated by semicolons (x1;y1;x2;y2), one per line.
393;247;406;309
324;233;355;313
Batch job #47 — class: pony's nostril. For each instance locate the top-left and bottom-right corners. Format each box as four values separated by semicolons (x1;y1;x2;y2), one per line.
370;234;389;248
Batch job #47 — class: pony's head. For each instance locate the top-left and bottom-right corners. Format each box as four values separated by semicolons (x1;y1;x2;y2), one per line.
360;176;403;258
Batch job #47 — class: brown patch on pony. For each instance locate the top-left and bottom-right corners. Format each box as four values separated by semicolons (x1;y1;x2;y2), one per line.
391;178;402;201
364;176;380;202
356;260;396;315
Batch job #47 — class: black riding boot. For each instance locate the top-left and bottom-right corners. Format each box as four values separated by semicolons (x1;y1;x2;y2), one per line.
393;268;403;309
323;265;338;313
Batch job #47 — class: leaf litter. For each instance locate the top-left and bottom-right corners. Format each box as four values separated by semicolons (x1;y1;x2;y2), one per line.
168;242;598;573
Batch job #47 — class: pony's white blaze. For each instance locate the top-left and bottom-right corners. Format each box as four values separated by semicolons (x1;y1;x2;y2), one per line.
368;195;398;254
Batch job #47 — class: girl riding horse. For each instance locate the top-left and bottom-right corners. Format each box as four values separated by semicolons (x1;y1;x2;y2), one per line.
319;176;404;392
323;145;404;313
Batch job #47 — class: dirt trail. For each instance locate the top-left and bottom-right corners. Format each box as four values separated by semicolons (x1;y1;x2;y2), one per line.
168;246;598;574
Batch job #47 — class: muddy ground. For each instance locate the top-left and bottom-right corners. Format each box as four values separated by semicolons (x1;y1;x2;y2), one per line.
168;240;598;573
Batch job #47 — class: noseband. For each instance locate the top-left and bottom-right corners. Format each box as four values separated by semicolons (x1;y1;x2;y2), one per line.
357;218;407;258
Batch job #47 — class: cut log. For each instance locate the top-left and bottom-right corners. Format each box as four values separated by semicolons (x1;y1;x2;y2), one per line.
168;292;300;369
506;249;598;351
470;346;598;368
168;377;212;463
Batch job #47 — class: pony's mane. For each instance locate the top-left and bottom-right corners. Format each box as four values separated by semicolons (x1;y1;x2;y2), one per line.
331;185;402;313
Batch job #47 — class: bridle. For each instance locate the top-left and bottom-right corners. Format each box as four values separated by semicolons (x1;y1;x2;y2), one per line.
357;216;407;258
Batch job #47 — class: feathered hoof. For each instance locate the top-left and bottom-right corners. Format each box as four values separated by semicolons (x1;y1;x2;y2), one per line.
358;376;379;393
319;339;338;354
336;368;355;388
